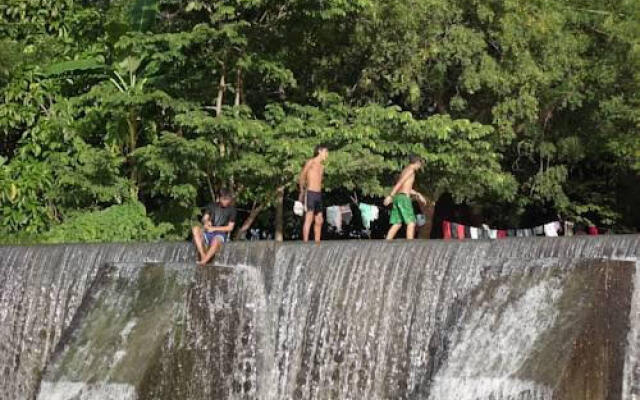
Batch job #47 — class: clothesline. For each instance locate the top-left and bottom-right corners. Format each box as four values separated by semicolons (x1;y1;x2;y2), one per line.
442;220;595;240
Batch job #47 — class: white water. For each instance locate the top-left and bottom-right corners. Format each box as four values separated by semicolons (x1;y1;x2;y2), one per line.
0;237;638;399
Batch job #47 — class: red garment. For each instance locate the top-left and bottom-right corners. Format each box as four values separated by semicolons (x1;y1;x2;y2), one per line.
443;221;452;239
498;230;507;238
457;224;465;240
588;226;598;236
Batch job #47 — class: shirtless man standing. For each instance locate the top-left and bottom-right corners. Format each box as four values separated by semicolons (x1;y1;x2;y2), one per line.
298;144;329;243
383;155;426;240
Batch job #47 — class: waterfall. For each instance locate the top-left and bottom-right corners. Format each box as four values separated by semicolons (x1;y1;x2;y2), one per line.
0;236;638;399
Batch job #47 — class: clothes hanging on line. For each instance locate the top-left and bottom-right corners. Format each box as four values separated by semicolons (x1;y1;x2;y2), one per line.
326;205;353;233
457;224;465;239
443;220;572;240
451;223;459;239
359;203;380;230
564;221;574;237
443;221;452;239
544;222;561;237
340;205;353;226
326;206;340;230
416;214;427;227
482;224;496;239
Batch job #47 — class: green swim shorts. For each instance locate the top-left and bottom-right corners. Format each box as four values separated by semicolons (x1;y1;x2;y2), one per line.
390;194;416;225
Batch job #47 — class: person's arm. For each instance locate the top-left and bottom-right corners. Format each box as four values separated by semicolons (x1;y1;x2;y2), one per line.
201;210;212;227
208;207;237;233
209;221;235;232
411;189;427;205
202;213;212;230
298;161;310;202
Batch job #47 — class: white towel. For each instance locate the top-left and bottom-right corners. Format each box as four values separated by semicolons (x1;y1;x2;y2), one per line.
326;206;341;231
470;227;479;239
544;222;561;237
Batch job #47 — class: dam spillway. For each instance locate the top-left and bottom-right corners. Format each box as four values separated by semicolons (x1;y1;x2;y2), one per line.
0;237;639;399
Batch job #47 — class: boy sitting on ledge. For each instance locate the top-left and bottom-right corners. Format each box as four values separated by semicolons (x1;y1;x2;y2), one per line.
192;189;237;266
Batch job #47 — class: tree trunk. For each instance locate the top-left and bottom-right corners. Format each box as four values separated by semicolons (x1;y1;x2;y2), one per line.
234;67;242;106
275;186;285;242
418;195;436;239
205;172;216;204
127;108;139;197
215;66;225;117
234;202;264;240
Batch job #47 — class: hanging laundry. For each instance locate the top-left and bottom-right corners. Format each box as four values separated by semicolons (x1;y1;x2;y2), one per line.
464;225;472;238
326;206;351;233
339;205;353;226
564;221;575;237
481;224;490;238
544;222;561;237
326;206;341;231
451;223;460;239
359;203;379;230
588;226;598;236
481;224;495;239
457;224;465;239
416;214;427;227
441;220;576;241
442;221;452;239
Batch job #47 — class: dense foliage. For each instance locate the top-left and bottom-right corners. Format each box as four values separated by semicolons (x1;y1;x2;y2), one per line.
1;0;639;242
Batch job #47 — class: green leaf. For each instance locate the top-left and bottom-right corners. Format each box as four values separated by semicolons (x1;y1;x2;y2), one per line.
41;59;105;77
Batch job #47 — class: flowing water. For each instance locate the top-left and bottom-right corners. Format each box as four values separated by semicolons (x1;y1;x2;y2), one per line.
1;237;639;399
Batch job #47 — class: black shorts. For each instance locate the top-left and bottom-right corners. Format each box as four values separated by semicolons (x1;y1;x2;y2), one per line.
305;191;323;214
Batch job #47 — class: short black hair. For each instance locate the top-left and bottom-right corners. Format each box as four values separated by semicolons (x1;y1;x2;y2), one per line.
219;188;234;199
314;144;329;156
409;154;423;165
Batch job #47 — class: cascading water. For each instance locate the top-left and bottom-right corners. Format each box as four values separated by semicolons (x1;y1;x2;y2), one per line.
1;236;639;400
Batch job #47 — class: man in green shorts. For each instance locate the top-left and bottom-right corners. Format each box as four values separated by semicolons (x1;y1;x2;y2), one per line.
383;155;426;240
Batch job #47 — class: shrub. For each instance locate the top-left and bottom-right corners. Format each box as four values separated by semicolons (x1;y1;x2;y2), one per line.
43;202;172;244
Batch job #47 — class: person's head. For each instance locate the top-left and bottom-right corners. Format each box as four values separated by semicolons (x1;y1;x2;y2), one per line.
218;188;234;207
314;144;329;161
409;154;424;170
